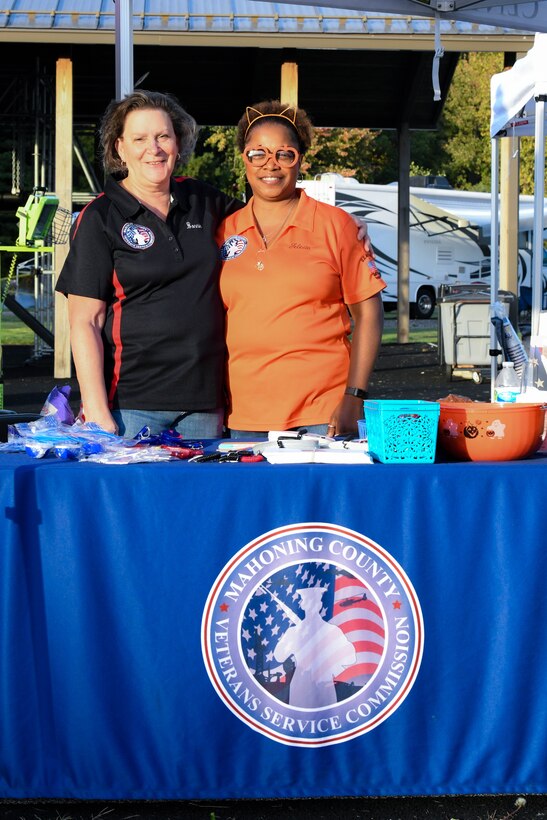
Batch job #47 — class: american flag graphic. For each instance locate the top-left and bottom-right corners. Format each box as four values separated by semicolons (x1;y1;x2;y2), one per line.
241;561;385;704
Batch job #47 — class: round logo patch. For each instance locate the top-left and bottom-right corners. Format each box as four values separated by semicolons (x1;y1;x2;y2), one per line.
121;222;155;249
202;522;424;747
220;235;247;261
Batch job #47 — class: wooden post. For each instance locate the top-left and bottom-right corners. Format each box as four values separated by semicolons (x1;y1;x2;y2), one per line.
397;121;410;343
499;51;519;318
499;136;519;302
54;57;73;378
281;62;298;107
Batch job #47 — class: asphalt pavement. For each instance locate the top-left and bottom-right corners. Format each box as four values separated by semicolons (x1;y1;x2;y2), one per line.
1;333;491;418
0;794;546;820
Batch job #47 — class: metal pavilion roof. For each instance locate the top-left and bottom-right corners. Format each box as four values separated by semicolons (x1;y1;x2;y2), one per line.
0;0;527;35
0;1;532;138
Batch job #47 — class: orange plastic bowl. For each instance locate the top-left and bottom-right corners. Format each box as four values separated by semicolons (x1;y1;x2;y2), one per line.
438;401;546;462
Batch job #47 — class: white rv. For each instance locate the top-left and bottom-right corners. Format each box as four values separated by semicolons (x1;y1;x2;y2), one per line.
299;173;547;318
411;183;547;307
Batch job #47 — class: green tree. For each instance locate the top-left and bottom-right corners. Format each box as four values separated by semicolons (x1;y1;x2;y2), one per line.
183;126;246;199
303;127;386;181
187;124;393;192
176;53;547;198
518;135;547;195
439;51;547;194
440;51;504;189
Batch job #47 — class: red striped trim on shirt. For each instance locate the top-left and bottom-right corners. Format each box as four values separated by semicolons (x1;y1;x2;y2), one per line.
71;193;105;239
107;269;125;407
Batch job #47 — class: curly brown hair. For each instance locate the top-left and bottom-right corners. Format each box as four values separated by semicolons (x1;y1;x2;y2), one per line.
236;100;314;154
99;89;198;177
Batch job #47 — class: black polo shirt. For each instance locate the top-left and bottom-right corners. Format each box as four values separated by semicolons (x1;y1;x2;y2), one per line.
56;175;241;411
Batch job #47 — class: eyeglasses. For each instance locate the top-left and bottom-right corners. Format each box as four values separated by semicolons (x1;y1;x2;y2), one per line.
244;146;300;168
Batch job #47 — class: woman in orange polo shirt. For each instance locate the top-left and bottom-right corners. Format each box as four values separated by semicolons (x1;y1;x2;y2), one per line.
218;100;386;439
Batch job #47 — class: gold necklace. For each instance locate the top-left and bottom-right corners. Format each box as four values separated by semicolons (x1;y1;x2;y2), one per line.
254;197;298;271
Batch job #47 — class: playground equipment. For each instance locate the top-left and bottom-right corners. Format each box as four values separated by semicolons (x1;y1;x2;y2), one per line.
0;187;71;409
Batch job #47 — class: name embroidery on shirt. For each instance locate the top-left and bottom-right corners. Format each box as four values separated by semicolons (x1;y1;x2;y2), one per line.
186;221;203;229
121;223;155;249
220;235;248;261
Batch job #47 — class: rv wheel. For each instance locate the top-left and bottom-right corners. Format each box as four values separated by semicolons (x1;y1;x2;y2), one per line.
410;288;436;320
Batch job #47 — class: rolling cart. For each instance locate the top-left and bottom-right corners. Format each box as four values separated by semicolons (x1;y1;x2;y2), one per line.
438;284;517;383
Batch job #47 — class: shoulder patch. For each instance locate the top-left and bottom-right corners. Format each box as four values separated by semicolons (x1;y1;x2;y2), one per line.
220;235;248;261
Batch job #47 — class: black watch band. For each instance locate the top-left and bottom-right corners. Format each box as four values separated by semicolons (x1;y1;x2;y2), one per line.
345;387;369;400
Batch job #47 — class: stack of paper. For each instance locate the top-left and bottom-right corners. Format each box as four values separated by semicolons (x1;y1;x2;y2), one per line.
258;438;373;465
216;432;374;464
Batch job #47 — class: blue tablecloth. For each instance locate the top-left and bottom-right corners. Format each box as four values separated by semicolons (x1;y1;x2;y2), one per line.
1;452;546;799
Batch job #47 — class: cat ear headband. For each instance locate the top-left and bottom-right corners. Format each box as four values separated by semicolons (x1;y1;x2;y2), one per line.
245;105;298;137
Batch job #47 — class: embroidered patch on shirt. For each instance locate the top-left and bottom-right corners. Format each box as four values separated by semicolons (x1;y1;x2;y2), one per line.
121;223;155;249
220;235;248;261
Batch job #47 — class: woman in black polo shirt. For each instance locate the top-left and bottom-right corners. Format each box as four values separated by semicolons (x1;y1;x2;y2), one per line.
56;89;241;438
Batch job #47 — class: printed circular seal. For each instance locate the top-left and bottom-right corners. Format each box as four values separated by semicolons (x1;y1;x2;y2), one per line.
121;222;155;249
202;522;424;747
220;235;248;261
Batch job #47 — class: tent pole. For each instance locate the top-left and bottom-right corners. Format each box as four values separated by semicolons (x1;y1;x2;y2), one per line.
531;96;546;339
490;137;500;400
115;0;134;100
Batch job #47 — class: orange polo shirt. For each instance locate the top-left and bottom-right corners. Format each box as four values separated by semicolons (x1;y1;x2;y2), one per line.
217;189;385;431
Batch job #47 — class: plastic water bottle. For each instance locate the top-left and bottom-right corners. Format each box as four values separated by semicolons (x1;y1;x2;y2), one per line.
494;361;520;403
520;359;537;395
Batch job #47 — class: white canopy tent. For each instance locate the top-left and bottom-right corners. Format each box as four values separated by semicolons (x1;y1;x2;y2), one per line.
489;32;547;392
273;0;547;31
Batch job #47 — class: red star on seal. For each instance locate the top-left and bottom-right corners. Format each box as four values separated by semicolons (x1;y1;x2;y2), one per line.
220;603;229;612
392;600;402;610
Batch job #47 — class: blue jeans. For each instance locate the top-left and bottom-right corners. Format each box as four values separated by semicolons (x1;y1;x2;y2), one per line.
112;408;224;440
230;423;329;441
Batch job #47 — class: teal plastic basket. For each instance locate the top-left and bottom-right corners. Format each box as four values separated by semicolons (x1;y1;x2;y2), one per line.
364;400;440;463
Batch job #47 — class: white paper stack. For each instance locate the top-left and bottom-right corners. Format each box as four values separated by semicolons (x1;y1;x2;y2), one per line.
257;436;373;465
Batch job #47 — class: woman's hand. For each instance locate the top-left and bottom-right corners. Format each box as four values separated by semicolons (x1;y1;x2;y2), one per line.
83;408;119;435
328;394;365;437
350;214;373;255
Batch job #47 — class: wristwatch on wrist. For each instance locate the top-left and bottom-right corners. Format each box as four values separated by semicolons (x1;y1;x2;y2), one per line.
344;387;369;400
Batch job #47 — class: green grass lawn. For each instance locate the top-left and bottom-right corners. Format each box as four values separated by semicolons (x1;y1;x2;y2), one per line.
0;307;439;348
1;311;34;345
382;324;438;345
382;307;439;345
